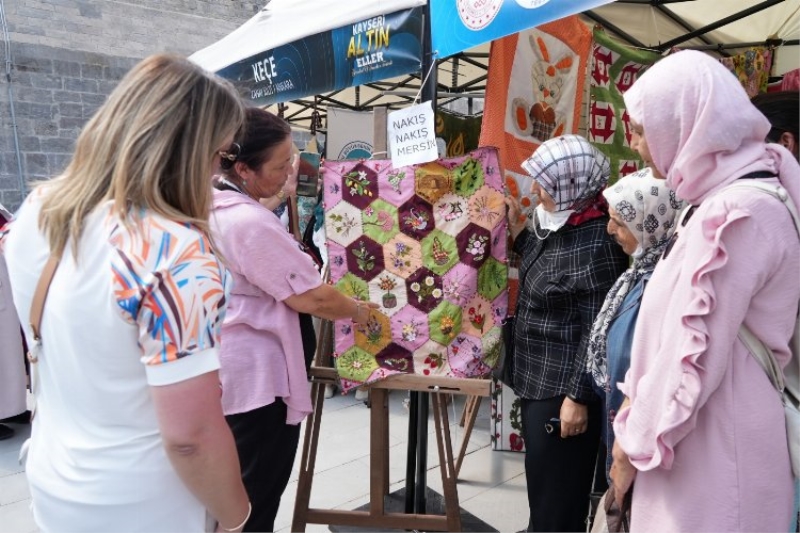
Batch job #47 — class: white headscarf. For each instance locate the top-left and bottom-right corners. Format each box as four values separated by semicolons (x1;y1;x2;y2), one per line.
587;169;684;389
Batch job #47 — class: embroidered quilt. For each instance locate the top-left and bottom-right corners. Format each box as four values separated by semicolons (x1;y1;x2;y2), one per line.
589;28;661;185
720;46;773;97
323;147;508;392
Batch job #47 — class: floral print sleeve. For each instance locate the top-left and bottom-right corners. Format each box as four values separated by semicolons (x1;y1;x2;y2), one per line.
110;214;230;369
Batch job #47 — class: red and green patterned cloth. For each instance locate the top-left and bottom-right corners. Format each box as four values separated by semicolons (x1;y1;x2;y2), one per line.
323;147;508;392
588;28;661;185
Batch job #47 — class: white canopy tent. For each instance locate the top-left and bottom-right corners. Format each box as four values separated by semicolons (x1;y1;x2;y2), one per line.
192;0;800;130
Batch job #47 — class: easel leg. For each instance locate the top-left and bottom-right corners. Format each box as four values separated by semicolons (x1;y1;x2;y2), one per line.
369;388;389;517
455;395;482;477
432;393;463;532
291;380;327;533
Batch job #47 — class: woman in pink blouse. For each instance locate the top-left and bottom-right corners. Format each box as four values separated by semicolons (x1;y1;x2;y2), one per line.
211;107;376;532
610;50;800;531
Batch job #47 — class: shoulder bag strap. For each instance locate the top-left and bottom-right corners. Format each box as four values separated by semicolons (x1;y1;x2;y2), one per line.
29;255;60;342
725;180;800;398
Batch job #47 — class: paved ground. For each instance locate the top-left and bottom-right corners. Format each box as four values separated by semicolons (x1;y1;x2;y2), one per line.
0;391;528;533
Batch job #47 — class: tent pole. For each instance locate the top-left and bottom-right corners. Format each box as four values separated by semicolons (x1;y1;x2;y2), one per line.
410;1;439;517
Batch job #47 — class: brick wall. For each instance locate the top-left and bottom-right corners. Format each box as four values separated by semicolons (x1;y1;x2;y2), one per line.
0;0;260;210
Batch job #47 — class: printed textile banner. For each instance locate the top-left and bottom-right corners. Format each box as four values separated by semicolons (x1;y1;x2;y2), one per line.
323;147;509;392
327;108;374;160
430;0;613;59
436;109;483;158
720;47;773;97
479;15;592;226
589;28;661;185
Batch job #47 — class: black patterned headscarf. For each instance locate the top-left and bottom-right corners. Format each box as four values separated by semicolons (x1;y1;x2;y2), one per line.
521;134;611;213
587;169;684;390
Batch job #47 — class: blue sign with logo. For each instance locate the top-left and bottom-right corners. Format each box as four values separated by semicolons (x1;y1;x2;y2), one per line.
217;7;424;106
430;0;614;58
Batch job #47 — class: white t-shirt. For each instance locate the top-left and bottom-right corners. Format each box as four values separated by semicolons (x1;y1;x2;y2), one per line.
1;194;229;532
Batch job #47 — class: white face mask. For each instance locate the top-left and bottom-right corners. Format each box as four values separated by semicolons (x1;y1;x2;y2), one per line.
535;204;574;232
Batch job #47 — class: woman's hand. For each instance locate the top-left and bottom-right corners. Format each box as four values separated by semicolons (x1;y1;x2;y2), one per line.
559;396;588;438
610;439;636;507
353;300;380;325
505;196;527;241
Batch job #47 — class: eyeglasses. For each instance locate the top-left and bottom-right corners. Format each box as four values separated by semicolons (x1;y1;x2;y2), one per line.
218;142;241;170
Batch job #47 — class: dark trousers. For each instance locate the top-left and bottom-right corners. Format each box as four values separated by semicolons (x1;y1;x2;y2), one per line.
521;395;602;532
226;400;301;532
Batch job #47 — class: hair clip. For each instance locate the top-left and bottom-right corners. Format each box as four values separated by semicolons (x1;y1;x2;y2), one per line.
219;142;241;162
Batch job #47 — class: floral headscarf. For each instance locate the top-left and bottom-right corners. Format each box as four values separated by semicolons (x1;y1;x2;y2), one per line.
521;134;611;213
587;169;684;389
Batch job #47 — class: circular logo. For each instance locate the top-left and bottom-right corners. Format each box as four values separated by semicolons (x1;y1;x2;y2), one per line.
514;0;550;8
338;141;373;160
457;0;503;31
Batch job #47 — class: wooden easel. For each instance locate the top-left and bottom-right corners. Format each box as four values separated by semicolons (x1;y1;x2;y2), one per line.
291;320;491;532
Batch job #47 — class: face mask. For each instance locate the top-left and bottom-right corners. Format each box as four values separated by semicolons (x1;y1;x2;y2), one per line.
535;204;574;232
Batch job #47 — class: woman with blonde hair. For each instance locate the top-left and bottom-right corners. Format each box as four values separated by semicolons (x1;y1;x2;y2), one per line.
1;54;251;532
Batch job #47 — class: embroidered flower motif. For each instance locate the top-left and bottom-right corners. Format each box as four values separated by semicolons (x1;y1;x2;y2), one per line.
401;321;420;342
466;234;488;261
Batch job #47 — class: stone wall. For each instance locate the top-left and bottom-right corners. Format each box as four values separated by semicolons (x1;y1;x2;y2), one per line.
0;0;260;210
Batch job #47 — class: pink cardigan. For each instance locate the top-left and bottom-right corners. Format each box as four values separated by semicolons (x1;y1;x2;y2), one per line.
211;190;320;424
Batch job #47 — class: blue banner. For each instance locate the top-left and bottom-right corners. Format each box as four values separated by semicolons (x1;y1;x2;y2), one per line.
430;0;614;58
217;7;423;106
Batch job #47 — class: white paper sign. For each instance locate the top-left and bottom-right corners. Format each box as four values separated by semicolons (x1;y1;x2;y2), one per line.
388;101;438;168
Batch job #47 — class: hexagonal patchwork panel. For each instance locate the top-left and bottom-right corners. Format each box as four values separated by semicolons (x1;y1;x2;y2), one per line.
457;223;492;269
362;200;399;245
354;310;392;355
390;304;430;352
414;162;452;205
346;236;385;283
433;192;470;236
323;147;508;392
452;155;485;198
341;162;379;209
375;343;414;374
420;229;459;276
398;196;435;240
383;234;423;278
326;200;364;248
428;300;463;346
369;271;407;317
405;267;443;314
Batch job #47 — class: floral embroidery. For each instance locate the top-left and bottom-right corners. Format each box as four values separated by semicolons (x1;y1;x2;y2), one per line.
410;276;442;303
468;304;486;333
466;234;488;261
344;170;373;197
387;170;406;193
352;242;376;274
378;275;398;308
329;212;358;237
401;319;422;343
389;241;412;271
